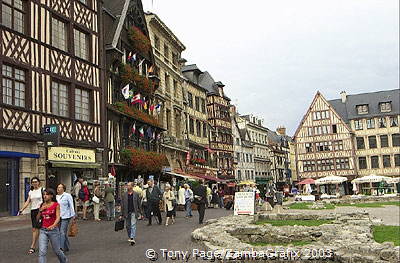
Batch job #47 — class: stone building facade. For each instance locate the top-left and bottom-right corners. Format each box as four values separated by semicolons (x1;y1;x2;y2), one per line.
145;13;188;172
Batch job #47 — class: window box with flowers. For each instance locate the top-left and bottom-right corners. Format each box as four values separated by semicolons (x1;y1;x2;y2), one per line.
113;101;162;128
190;158;207;166
120;147;169;174
128;26;151;56
120;64;156;97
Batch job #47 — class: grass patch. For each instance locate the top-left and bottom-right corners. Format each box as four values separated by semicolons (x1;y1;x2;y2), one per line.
372;225;400;246
249;240;312;247
288;202;335;210
336;201;400;208
256;219;334;226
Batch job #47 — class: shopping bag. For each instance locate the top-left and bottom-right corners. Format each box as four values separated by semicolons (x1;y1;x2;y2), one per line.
114;218;124;231
68;220;78;237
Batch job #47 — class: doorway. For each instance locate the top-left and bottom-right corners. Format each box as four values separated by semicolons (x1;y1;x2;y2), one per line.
0;158;19;216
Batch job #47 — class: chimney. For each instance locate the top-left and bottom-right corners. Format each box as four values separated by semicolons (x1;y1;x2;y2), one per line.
276;126;286;136
340;91;347;103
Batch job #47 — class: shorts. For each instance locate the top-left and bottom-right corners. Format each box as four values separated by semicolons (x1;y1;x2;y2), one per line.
166;209;175;217
30;209;41;229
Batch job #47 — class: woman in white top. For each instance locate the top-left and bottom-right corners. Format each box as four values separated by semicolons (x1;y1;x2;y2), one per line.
163;184;176;226
19;177;43;254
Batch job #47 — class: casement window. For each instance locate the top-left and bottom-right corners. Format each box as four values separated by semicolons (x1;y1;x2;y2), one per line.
332;124;337;134
187;92;193;108
358;157;367;169
368;136;377;149
333;140;343;151
51;17;67;51
378;117;386;128
356;104;369;115
74;29;89;60
195;97;200;111
390;116;398;127
1;64;26;107
336;158;349;170
163;44;169;61
52;81;69;117
371;156;379;169
196;120;201;137
356;137;365;150
154;35;160;50
380;102;391;113
79;0;88;5
366;118;375;129
392;134;400;147
201;98;206;113
1;0;26;34
172;80;177;97
305;143;313;153
303;160;315;172
189;118;194;135
164;73;170;92
380;135;388;148
307;127;313;136
202;123;207;138
75;88;90;121
166;109;171;132
395;154;400;167
354;120;363;130
383;155;391;168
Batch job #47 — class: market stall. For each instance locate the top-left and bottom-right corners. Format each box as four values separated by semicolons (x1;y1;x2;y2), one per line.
315;176;347;198
351;174;394;195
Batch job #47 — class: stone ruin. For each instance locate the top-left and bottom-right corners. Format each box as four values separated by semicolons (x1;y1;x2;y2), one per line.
192;212;400;262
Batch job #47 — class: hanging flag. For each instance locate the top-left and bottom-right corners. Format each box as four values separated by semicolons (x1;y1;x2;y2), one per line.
150;105;155;112
110;165;116;177
186;151;191;165
139;127;144;137
138;58;145;73
152;131;156;140
121;84;130;99
130;53;137;62
143;102;148;110
148;65;154;74
129;90;134;99
131;122;136;135
155;104;161;113
131;93;141;103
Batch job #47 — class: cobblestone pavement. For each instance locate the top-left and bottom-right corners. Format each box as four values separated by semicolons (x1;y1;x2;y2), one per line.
287;205;400;225
0;208;232;263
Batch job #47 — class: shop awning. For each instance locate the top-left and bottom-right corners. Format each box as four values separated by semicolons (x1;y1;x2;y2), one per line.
165;172;198;181
193;174;224;182
0;151;40;158
49;161;101;169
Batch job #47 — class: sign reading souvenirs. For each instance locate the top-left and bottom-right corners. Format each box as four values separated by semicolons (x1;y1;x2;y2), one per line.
48;147;96;163
42;124;60;146
234;192;255;216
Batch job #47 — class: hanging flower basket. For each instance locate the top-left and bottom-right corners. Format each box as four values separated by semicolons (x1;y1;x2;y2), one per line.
128;26;151;56
120;147;169;174
190;158;207;165
113;102;161;128
120;64;156;97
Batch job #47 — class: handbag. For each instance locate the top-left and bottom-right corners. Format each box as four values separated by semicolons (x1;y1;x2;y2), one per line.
114;218;124;231
68;220;78;237
92;195;100;204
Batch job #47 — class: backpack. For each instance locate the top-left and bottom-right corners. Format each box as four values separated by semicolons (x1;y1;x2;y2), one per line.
78;188;85;201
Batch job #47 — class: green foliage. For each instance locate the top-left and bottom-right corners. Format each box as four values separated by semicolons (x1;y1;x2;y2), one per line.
372;225;400;246
256;219;334;226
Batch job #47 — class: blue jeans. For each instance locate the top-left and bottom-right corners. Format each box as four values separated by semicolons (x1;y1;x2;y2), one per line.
185;199;192;217
219;197;224;208
126;213;137;239
59;218;71;251
39;228;67;263
106;201;115;220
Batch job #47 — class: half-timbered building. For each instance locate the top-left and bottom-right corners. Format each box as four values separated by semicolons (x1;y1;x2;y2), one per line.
294;92;357;194
0;0;104;216
103;0;166;183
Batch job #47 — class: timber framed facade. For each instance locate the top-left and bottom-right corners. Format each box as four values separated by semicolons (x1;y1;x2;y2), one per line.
0;0;104;216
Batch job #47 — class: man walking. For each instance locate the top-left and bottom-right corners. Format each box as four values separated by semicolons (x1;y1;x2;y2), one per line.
184;184;193;218
146;179;162;225
194;181;207;224
120;182;141;244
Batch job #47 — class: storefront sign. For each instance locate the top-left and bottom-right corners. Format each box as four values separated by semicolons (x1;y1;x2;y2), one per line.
48;147;95;163
234;192;255;216
43;124;60;146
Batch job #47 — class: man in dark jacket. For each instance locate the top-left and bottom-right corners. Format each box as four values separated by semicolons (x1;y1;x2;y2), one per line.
120;182;141;244
146;179;162;225
193;181;207;224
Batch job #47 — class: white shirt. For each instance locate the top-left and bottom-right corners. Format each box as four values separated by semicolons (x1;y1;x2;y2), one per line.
29;188;43;210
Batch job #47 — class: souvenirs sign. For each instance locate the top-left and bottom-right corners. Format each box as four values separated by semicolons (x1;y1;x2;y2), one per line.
48;147;96;163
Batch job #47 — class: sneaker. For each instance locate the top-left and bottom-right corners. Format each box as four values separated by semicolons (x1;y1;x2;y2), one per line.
128;238;133;242
131;239;136;244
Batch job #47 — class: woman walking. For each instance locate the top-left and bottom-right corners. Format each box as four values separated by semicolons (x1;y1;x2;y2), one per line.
38;188;67;263
211;186;219;208
56;184;75;252
81;181;90;220
163;184;176;226
19;177;43;254
104;183;115;221
93;182;102;221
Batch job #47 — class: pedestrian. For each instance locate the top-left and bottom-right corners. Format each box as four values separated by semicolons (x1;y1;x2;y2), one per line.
183;184;193;218
146;179;162;225
218;187;225;208
206;185;212;208
211;186;219;208
120;182;141;245
56;184;75;252
178;184;185;208
81;181;90;220
133;181;143;219
193;181;207;224
38;188;67;263
93;181;102;221
73;177;83;218
104;183;115;221
19;177;43;254
142;184;149;219
163;184;176;226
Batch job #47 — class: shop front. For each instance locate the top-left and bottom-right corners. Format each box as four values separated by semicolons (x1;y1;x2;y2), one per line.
46;147;102;192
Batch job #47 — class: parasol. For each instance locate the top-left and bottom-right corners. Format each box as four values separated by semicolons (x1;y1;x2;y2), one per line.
297;178;315;185
315;176;347;185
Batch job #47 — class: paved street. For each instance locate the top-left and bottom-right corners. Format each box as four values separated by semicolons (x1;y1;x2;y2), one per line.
0;208;232;263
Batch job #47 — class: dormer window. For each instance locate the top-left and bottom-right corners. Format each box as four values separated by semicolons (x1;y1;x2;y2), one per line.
380;102;391;113
356;104;369;115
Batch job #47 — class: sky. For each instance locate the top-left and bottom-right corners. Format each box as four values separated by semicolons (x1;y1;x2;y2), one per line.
142;0;399;135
